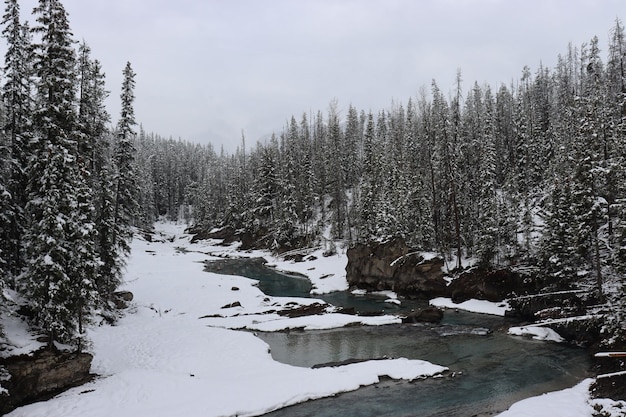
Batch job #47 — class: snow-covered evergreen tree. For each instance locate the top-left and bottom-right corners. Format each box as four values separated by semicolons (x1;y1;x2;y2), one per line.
101;61;139;300
358;112;380;241
23;0;99;347
1;0;33;276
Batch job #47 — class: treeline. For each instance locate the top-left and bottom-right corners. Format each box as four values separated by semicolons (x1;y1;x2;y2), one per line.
0;0;139;349
135;21;625;317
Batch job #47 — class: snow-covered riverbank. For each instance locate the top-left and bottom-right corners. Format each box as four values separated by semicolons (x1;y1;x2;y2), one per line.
6;224;445;417
6;223;624;417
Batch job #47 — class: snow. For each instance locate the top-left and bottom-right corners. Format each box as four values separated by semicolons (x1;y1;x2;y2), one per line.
429;297;510;316
496;378;626;417
496;379;595;416
0;290;46;358
596;370;626;379
371;290;398;299
595;352;626;358
508;325;565;343
5;223;446;417
6;222;623;417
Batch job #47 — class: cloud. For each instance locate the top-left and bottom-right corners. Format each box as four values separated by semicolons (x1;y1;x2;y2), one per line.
8;0;626;151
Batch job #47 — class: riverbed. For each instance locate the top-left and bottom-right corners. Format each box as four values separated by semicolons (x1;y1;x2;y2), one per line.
206;258;592;416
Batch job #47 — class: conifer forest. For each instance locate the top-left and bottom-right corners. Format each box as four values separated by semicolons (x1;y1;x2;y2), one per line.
0;0;625;353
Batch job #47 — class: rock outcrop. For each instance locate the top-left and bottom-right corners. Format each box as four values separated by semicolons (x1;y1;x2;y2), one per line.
346;238;447;299
507;291;593;320
0;349;93;415
448;267;536;304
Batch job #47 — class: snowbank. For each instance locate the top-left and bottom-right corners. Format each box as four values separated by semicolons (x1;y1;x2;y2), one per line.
429;297;510;316
496;379;595;416
508;325;565;343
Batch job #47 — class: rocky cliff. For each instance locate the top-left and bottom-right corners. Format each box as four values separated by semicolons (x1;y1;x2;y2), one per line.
345;238;447;299
0;349;93;415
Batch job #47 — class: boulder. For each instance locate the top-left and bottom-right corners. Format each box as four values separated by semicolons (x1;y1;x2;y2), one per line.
111;290;134;309
402;307;444;323
0;349;93;414
346;238;447;299
507;290;596;321
448;268;534;303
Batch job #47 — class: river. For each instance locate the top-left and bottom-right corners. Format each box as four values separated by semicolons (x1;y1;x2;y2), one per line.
204;258;591;416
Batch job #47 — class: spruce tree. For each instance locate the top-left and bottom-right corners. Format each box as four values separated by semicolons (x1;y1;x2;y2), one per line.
24;0;99;347
358;112;379;241
103;61;139;300
1;0;33;277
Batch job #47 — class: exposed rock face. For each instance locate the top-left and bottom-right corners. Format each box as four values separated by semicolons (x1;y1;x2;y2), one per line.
0;349;93;415
448;268;535;304
190;226;236;244
346;238;447;299
507;291;592;320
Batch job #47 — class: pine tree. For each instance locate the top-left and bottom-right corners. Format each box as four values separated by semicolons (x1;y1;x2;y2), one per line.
103;61;139;299
1;0;33;276
358;112;379;241
327;101;347;239
475;86;501;266
24;0;99;347
0;180;11;291
541;179;579;287
252;138;278;234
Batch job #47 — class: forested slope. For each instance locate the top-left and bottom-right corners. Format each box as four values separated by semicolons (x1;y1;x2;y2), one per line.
132;21;626;343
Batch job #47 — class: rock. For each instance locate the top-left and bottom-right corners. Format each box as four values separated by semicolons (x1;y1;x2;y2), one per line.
283;253;305;262
0;349;93;415
231;286;240;291
111;291;134;309
591;340;626;401
544;314;602;347
448;268;534;304
346;238;447;299
190;226;236;243
221;301;242;309
277;302;329;318
507;291;595;321
402;307;444;323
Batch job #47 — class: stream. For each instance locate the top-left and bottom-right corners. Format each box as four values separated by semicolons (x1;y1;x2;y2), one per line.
205;258;591;416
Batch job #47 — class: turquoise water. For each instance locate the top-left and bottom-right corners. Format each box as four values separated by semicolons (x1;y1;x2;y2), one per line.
205;259;591;416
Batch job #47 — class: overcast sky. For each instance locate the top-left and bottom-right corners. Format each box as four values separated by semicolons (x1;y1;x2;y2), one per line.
10;0;626;151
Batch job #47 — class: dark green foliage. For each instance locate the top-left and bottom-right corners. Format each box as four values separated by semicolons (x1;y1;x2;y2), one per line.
0;0;142;348
1;0;33;276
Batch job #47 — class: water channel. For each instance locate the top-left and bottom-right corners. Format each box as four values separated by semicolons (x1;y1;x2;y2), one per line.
205;258;592;416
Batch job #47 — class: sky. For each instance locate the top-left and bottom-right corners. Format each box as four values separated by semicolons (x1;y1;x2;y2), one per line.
8;0;626;151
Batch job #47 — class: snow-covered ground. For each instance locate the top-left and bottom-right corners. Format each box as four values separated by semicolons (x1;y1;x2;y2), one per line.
429;296;510;316
5;224;445;417
5;223;625;417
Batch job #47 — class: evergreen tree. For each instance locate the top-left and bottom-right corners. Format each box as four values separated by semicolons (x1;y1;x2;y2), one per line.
327;101;347;239
1;0;33;276
541;179;579;286
475;86;501;266
251;138;278;234
23;0;99;347
0;180;11;290
358;112;379;241
105;61;139;299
